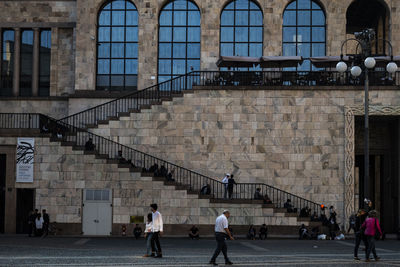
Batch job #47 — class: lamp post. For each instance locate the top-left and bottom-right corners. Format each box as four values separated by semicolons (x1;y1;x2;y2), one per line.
336;29;398;204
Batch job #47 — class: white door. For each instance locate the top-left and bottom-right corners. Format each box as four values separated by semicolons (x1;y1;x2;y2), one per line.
83;189;112;236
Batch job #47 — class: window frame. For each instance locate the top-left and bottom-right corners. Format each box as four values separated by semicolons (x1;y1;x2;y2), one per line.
282;0;326;71
96;0;139;91
157;0;201;83
219;0;264;69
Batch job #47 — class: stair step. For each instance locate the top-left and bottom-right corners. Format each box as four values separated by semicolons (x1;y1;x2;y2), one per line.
85;124;97;128
107;116;119;121
83;150;96;155
72;145;84;151
95;154;108;159
107;159;119;164
285;213;298;217
274;208;287;213
118;112;130;117
60;141;75;146
97;120;109;125
297;217;311;222
262;204;275;209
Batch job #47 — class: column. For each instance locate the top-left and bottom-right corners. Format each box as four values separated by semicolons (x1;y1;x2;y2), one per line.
12;28;21;97
32;28;40;96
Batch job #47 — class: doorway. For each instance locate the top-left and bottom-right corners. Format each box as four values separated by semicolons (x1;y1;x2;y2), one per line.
0;154;6;233
82;189;112;236
16;189;34;234
355;116;399;233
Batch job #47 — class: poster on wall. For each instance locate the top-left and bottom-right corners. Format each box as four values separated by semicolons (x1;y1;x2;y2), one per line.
16;137;35;183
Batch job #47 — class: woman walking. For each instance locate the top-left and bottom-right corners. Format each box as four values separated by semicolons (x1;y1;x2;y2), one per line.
361;210;382;262
143;213;154;257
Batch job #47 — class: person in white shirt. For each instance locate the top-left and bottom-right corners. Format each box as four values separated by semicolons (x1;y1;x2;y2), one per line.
209;210;234;265
150;203;163;258
143;213;154;258
222;174;230;199
35;214;44;236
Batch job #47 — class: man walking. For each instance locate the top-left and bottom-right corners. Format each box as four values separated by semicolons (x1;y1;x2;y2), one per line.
209;210;234;265
150;204;163;258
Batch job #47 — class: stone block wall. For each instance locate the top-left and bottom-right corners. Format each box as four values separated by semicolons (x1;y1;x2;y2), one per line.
0;99;69;119
0;135;308;234
89;87;400;223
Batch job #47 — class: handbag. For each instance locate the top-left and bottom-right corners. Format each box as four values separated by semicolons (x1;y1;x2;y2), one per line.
374;218;380;240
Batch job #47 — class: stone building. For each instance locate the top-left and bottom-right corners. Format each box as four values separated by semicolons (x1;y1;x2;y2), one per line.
0;0;399;235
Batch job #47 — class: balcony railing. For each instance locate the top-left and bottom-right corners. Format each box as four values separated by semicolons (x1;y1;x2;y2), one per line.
0;113;323;216
191;70;400;87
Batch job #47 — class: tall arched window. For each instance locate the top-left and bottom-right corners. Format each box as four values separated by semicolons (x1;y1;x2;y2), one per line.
220;0;263;67
158;0;201;83
97;0;138;91
282;0;325;70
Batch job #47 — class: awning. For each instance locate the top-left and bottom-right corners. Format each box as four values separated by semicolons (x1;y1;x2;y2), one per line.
216;56;261;68
310;56;350;68
260;56;303;68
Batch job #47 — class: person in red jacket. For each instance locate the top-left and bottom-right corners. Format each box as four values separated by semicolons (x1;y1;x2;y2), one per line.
361;210;382;262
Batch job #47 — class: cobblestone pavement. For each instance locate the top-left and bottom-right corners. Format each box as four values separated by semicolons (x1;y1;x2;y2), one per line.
0;236;399;266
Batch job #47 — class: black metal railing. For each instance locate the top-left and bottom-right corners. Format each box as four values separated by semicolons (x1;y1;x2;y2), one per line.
1;113;323;216
190;70;400;87
58;70;400;130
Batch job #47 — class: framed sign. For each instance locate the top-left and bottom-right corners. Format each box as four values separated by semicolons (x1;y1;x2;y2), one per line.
16;138;35;183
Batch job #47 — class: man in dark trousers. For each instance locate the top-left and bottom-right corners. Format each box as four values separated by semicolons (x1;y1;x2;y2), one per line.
354;209;368;260
42;209;50;237
227;175;236;199
209;210;234;265
150;204;163;258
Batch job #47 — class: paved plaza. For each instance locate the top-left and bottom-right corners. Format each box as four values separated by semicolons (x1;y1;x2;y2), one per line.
0;236;399;266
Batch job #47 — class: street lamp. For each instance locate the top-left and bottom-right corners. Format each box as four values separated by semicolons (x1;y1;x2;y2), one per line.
336;29;398;204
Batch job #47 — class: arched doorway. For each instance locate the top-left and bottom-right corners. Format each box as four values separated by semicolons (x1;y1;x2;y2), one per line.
346;0;389;55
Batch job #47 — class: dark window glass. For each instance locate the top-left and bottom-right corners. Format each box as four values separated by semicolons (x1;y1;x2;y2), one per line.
158;0;201;82
1;30;14;96
39;30;51;96
282;0;326;70
97;0;138;91
20;30;33;96
220;0;263;70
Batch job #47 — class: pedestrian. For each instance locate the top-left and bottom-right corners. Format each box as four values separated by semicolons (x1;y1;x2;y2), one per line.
189;225;200;239
150;203;163;258
247;225;256;240
42;209;50;238
259;224;268;240
209;210;234;266
28;210;36;237
143;213;154;258
362;210;382;262
227;175;236;199
35;213;44;237
222;174;229;199
348;213;356;233
133;224;143;239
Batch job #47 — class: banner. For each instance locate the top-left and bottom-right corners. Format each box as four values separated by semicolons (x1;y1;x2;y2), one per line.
16;137;35;183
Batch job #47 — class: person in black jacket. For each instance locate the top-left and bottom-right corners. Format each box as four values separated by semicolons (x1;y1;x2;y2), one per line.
42;209;50;237
227;175;236;199
354;209;369;260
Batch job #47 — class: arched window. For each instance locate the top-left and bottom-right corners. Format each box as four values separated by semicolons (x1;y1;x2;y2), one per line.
282;0;325;70
158;0;201;83
220;0;263;68
97;0;138;91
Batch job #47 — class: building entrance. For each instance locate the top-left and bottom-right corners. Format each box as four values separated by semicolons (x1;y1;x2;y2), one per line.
355;116;399;233
16;189;34;234
82;189;112;236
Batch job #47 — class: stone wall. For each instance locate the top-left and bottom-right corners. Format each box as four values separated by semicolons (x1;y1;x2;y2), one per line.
89;87;400;222
0;99;69;119
0;135;308;234
0;1;76;23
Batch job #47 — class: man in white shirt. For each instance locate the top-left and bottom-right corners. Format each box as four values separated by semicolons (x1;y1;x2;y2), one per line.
222;174;230;199
150;203;163;258
209;210;234;265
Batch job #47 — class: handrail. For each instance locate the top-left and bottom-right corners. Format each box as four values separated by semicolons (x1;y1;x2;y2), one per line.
1;112;323;216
